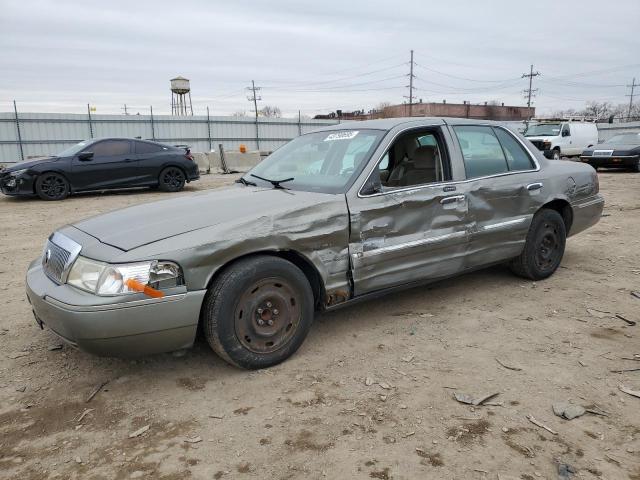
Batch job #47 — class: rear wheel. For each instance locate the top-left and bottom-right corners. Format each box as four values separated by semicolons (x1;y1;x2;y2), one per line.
158;167;185;192
35;172;69;200
509;209;566;280
202;256;314;369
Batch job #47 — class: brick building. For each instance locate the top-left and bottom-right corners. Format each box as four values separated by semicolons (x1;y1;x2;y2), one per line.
315;101;533;121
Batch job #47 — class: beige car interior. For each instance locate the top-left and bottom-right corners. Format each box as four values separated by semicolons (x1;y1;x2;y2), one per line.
381;132;445;188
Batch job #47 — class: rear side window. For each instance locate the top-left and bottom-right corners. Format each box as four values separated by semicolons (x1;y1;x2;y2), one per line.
493;128;535;171
453;126;509;178
90;140;131;156
135;141;164;154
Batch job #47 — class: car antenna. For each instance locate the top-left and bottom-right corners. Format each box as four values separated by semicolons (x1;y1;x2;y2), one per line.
250;174;294;189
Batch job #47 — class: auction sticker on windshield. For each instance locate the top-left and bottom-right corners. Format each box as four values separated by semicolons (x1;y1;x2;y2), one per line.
324;131;359;141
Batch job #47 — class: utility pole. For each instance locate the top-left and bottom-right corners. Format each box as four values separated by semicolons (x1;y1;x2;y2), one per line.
522;64;540;121
404;50;416;117
121;104;129;115
246;80;262;150
626;77;638;120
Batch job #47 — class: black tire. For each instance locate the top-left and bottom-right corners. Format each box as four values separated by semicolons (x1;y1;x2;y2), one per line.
631;159;640;173
509;209;566;280
35;172;69;200
552;149;561;161
158;166;185;192
202;256;314;369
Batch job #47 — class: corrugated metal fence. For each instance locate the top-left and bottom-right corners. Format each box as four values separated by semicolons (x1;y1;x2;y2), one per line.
2;110;639;165
0;111;340;164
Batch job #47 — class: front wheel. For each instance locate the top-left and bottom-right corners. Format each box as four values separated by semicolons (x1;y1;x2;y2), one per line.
158;167;185;192
35;172;69;200
631;159;640;173
509;209;566;280
552;149;561;161
202;256;314;369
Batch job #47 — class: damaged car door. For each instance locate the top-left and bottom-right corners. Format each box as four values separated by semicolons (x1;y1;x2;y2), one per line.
449;124;545;267
348;125;471;295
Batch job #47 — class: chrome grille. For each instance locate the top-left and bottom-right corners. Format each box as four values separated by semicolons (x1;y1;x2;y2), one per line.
42;232;82;284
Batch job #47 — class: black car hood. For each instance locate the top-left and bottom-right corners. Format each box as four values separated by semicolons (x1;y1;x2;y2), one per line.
2;157;58;172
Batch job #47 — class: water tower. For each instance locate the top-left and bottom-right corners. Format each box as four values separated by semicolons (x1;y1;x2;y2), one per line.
170;76;193;116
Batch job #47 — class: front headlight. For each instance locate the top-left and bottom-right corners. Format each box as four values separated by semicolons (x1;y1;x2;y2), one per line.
67;256;183;296
9;168;28;177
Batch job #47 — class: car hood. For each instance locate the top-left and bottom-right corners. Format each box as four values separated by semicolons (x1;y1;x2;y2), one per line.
2;157;58;172
72;186;343;251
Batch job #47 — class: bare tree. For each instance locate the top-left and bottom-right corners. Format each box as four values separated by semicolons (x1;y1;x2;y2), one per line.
259;105;282;118
374;102;392;118
231;111;248;117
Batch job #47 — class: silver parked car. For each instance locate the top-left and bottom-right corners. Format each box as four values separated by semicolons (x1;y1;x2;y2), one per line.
26;118;604;369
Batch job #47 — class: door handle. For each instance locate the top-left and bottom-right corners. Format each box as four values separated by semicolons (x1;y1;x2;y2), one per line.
440;195;465;205
123;158;134;163
526;182;543;191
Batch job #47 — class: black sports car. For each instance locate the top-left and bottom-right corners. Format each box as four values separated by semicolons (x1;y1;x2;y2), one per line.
0;138;200;200
580;132;640;172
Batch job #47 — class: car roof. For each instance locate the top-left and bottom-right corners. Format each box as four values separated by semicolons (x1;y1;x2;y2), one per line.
311;116;510;132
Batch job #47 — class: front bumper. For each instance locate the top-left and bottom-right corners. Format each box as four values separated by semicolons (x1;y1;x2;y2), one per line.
25;259;206;357
579;155;639;168
0;171;36;196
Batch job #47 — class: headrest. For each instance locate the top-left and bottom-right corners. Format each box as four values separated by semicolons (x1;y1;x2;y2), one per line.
413;145;436;169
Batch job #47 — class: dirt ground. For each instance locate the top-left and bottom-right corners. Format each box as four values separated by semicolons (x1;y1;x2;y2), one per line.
1;170;639;480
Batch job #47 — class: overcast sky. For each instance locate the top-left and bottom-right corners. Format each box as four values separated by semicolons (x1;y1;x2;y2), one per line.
1;0;639;117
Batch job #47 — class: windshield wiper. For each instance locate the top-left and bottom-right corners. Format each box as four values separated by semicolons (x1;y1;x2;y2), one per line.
250;174;294;189
235;176;257;187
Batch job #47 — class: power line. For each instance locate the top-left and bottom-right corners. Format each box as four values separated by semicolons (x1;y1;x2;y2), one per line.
627;77;639;120
414;62;521;83
522;64;541;119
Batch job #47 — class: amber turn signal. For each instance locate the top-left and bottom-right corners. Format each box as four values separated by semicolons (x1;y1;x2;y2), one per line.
125;278;164;298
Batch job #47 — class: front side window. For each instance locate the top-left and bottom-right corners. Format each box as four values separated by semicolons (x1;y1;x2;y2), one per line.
245;129;385;194
366;129;449;192
90;140;131;156
561;124;570;137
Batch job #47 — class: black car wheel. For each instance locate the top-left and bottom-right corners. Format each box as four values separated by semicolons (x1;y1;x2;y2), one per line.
158;167;185;192
509;209;566;280
202;255;314;369
35;172;69;201
631;159;640;173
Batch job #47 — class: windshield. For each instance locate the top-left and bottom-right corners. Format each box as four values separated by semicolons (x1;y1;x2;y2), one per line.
244;129;385;194
56;140;93;157
525;123;561;137
606;133;640;145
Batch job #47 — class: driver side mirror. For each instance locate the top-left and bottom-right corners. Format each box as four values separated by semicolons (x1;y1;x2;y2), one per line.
360;177;383;196
78;151;94;161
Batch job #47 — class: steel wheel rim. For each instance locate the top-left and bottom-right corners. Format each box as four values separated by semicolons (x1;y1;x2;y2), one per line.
163;168;184;188
535;222;560;271
41;175;65;198
234;277;301;354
